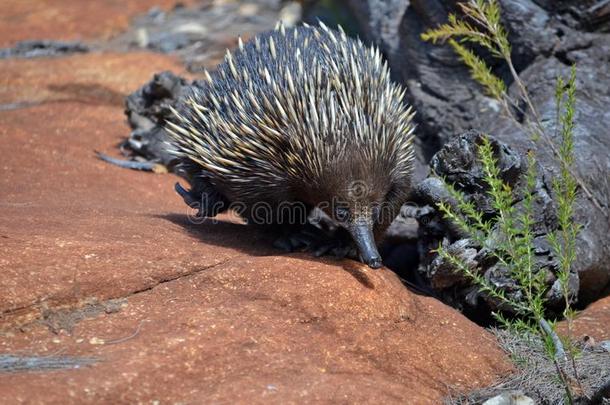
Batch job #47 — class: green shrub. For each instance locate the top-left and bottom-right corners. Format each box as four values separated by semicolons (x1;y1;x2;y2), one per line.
422;1;583;402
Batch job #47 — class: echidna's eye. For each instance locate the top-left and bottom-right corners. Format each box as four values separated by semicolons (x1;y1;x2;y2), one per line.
371;204;381;221
335;207;350;222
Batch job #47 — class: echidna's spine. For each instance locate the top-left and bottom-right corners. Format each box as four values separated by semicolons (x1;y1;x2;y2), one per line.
167;21;414;202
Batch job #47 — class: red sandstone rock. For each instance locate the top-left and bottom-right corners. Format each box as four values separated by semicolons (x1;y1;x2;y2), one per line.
0;141;509;395
1;256;511;403
0;0;200;47
0;52;189;108
558;296;610;341
0;44;511;405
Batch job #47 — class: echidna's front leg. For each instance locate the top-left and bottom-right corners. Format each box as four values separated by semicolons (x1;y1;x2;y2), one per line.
273;222;358;260
310;227;359;259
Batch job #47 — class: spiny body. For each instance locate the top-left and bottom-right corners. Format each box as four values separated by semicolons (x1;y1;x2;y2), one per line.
168;22;415;268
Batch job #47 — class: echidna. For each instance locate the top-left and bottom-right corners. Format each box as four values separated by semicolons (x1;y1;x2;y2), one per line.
168;22;415;269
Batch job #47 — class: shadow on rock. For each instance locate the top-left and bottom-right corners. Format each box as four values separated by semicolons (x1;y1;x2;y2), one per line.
47;82;125;106
158;212;409;290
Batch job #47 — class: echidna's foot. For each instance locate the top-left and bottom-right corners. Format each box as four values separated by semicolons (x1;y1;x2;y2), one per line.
175;181;229;217
273;224;358;260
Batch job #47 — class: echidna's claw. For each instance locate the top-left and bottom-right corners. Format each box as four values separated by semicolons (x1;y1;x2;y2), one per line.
174;182;198;207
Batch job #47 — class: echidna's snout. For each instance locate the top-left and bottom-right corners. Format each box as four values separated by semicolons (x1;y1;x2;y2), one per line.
348;220;382;269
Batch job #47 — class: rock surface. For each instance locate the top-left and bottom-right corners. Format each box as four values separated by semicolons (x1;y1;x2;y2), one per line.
0;0;200;47
109;0;301;72
0;4;512;402
559;295;610;341
1;255;512;403
482;391;535;405
0;40;89;59
0;52;197;327
0;52;189;110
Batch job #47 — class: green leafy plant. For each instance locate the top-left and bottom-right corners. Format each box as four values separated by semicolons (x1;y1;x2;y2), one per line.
436;139;546;324
435;134;578;402
422;1;584;402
